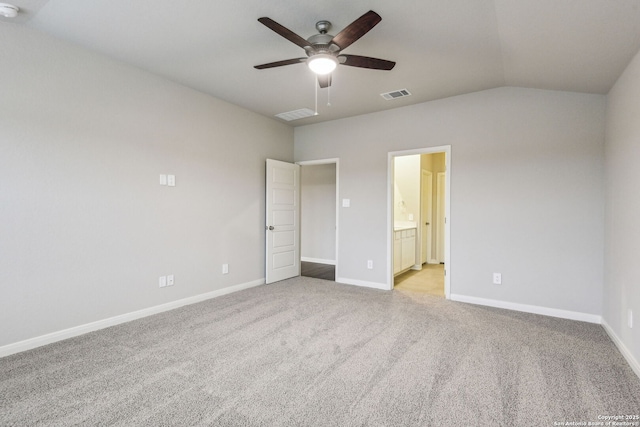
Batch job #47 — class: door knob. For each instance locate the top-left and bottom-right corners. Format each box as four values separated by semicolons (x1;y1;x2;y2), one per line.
425;222;430;225
268;226;275;230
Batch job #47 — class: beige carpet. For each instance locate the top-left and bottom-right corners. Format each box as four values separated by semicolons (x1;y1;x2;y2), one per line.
1;276;639;426
394;263;445;296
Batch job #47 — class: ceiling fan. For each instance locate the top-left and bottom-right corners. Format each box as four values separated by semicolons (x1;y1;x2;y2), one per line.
254;10;395;88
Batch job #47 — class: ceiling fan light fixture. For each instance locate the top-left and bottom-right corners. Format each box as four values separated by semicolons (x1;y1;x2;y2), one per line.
307;54;338;75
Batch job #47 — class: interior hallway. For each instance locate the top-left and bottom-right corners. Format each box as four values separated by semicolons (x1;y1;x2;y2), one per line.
301;261;335;281
394;264;444;297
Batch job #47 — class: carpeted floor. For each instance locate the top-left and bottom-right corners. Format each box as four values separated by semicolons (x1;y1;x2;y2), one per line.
1;277;639;426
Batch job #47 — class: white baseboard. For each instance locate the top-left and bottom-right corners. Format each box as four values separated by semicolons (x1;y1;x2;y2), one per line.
336;277;390;291
601;320;640;380
0;278;265;358
301;257;336;265
450;294;602;324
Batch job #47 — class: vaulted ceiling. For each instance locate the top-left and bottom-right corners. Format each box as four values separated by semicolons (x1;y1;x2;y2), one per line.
5;0;640;126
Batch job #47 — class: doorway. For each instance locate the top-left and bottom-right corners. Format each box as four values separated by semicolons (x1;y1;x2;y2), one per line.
298;159;339;281
387;147;450;297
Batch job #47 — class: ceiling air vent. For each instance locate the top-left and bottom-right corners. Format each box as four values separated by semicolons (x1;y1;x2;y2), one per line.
275;108;317;121
380;89;411;101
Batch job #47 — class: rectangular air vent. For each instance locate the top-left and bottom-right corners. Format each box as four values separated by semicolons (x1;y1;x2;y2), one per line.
381;89;411;100
275;108;317;121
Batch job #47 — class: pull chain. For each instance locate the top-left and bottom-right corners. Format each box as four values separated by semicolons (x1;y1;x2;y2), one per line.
314;74;319;115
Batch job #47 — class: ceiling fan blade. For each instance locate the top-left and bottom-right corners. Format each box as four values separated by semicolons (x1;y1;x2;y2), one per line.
254;58;307;69
258;17;312;50
339;54;395;70
318;74;332;88
331;10;382;51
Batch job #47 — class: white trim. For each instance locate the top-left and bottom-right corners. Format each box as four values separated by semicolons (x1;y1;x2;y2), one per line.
301;257;336;265
296;158;340;166
297;158;340;281
428;259;439;264
388;146;451;296
450;294;602;324
0;279;265;358
601;320;640;380
336;277;389;291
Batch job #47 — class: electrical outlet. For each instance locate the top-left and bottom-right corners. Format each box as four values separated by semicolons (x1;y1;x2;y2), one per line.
367;260;373;269
222;264;229;274
167;275;174;286
493;273;502;285
167;175;176;187
159;276;167;288
629;309;634;329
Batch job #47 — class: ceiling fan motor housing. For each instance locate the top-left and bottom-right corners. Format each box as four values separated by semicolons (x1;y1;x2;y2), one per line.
305;33;340;57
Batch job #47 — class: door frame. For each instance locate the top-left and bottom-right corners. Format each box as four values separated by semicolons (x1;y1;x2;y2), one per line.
387;146;451;298
296;158;340;280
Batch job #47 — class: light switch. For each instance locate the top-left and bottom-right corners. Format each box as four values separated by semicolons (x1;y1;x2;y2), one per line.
159;174;167;186
167;275;174;286
167;175;176;187
342;199;350;208
159;276;167;288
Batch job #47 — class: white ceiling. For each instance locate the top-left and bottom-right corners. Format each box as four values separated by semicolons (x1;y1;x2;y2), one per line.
6;0;640;126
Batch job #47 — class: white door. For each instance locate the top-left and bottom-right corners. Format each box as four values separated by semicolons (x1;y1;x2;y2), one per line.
436;172;446;263
266;159;300;284
421;170;433;264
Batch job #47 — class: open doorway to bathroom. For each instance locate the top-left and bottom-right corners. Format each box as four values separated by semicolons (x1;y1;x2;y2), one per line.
389;147;450;298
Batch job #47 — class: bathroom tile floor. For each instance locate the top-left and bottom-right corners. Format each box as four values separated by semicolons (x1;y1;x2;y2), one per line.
393;264;445;297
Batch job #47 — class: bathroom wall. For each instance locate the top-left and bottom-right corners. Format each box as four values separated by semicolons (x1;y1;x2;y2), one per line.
393;155;420;225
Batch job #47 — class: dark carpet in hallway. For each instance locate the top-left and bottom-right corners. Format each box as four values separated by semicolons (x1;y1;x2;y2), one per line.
301;261;335;281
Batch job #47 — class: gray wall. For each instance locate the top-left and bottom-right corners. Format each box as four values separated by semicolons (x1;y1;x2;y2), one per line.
300;164;336;263
295;87;605;316
0;25;293;347
604;48;640;368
